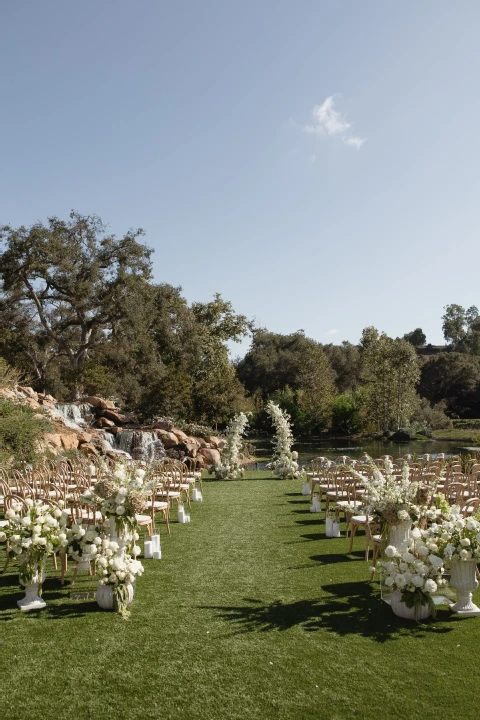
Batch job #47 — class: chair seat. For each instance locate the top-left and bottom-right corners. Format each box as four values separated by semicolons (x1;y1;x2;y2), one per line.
136;514;153;524
336;500;362;508
0;519;9;528
146;501;169;510
326;490;349;499
372;534;382;544
350;515;373;524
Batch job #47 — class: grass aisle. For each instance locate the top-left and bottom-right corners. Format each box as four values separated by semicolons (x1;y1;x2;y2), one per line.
1;473;480;720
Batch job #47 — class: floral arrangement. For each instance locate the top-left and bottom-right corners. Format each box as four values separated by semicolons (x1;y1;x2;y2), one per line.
421;508;480;564
378;530;446;619
211;412;249;479
350;458;438;532
82;462;155;533
96;538;144;618
0;499;67;584
65;523;103;563
265;401;304;479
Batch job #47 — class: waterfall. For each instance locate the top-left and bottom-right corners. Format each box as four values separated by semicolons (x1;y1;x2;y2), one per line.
54;403;93;429
113;431;165;461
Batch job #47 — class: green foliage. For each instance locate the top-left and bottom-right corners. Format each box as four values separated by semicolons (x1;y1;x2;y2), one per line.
330;392;366;434
411;398;453;430
404;328;426;346
0;398;51;466
419;352;480;417
0;357;23;389
361;331;420;431
442;304;479;347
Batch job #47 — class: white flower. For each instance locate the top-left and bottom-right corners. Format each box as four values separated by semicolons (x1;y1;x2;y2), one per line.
428;554;444;569
0;532;6;542
109;541;119;552
460;538;471;547
93;537;102;546
97;557;108;568
116;505;125;516
401;551;415;563
411;528;421;540
385;545;397;558
133;545;141;556
424;579;437;594
411;575;424;588
5;509;15;519
108;573;118;583
135;469;146;479
384;576;395;587
21;516;32;527
459;549;471;560
395;574;407;588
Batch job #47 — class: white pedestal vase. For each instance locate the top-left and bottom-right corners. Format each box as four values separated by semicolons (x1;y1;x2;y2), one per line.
18;560;46;612
388;521;412;551
390;591;431;621
449;559;480;616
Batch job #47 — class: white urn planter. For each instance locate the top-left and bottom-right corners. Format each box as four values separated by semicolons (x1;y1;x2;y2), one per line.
388;521;412;551
18;561;47;612
390;591;431;621
96;583;134;611
449;559;480;616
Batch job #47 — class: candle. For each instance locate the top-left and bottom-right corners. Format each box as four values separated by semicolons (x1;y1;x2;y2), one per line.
185;515;191;523
332;522;341;538
151;535;161;553
153;550;161;560
144;541;153;559
178;506;185;523
325;517;333;537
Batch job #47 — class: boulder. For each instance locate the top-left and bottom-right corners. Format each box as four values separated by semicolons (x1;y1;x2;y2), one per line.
44;433;62;448
198;447;221;466
94;417;116;429
18;386;38;400
154;420;174;431
99;399;116;410
60;433;79;450
155;429;179;448
203;436;225;449
101;409;139;425
390;429;411;443
187;436;201;449
77;431;93;445
177;442;198;458
172;428;190;444
82;395;104;408
79;442;99;457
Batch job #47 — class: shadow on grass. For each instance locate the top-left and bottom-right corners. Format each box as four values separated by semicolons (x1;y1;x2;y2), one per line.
201;582;454;642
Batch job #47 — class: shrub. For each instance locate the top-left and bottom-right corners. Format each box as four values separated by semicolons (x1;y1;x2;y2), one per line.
330;393;365;435
0;399;52;467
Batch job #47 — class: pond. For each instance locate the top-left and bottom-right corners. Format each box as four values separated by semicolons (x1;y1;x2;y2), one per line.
249;436;474;468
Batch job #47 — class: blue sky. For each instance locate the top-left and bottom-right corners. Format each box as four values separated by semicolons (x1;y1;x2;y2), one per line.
2;1;480;356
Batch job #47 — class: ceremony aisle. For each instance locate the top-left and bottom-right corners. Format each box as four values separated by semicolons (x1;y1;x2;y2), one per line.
1;472;479;720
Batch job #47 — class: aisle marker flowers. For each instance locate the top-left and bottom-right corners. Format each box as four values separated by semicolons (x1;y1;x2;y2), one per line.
211;412;249;480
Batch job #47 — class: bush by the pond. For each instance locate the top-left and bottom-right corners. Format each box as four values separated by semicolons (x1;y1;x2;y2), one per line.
0;398;52;466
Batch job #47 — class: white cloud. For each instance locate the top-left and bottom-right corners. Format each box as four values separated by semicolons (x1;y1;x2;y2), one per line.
304;96;365;149
326;328;340;336
305;96;350;136
343;135;366;149
309;153;316;163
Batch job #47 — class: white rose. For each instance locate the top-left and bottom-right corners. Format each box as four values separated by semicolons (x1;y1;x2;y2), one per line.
97;557;108;568
395;574;407;588
424;579;437;594
402;552;415;563
459;549;471;560
5;509;15;519
0;532;6;542
25;498;34;507
460;538;471;547
133;545;141;556
385;546;397;558
116;506;125;516
428;554;444;569
411;575;424;587
35;537;47;546
93;537;102;546
411;528;422;540
135;469;146;479
108;573;118;583
21;516;32;527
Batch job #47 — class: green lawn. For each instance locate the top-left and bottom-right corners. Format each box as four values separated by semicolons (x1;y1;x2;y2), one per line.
1;471;479;720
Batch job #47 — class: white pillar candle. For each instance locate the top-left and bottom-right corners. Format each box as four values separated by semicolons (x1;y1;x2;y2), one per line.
153;550;162;560
325;517;333;537
151;535;161;553
332;522;341;538
178;506;185;523
144;541;153;559
185;515;191;523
